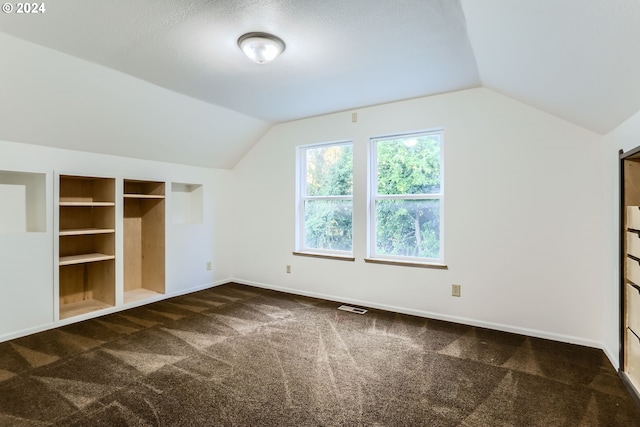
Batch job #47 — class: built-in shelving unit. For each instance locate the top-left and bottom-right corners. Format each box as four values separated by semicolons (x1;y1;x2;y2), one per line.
58;175;115;319
123;179;165;303
620;148;640;402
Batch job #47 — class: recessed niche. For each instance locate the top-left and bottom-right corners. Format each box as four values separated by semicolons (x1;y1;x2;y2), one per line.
0;171;46;233
171;182;203;224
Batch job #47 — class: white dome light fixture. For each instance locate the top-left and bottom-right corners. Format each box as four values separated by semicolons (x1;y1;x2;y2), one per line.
238;32;285;64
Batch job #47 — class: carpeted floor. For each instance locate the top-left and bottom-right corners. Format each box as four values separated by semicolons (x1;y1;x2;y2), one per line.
0;283;638;426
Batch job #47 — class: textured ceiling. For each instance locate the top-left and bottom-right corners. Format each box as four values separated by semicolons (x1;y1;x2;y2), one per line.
0;0;480;122
0;0;639;168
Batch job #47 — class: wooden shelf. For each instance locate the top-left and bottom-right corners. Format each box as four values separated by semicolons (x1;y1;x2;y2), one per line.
124;194;165;199
59;228;115;236
60;298;112;320
59;253;115;266
124;288;163;304
59;201;115;207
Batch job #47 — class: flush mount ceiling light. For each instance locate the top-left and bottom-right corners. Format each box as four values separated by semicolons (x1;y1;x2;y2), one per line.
237;32;285;64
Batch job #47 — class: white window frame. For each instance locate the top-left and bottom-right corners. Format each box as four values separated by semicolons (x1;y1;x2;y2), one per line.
368;129;444;265
296;140;354;257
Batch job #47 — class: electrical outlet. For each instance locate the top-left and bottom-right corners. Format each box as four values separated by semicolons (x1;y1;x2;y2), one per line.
286;265;291;274
351;112;358;122
452;284;461;297
206;261;212;271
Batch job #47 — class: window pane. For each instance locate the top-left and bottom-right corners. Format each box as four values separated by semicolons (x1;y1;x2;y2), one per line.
375;199;440;259
306;144;353;196
305;199;352;251
376;135;440;195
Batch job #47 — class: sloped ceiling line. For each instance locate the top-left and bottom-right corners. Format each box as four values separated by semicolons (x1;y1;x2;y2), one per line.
0;0;639;167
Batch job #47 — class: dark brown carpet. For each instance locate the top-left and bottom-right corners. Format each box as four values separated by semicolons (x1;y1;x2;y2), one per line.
0;283;638;426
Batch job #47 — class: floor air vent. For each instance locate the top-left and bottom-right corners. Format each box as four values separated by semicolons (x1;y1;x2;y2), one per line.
338;305;367;314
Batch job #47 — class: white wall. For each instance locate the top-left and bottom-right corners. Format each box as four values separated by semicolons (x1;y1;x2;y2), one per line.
231;88;607;348
0;85;618;359
603;110;640;367
0;139;232;341
0;32;270;169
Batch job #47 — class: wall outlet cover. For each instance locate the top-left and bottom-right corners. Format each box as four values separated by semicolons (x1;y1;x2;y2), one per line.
452;284;461;297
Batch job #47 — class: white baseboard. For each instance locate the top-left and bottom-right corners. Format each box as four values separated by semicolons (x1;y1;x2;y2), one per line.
0;279;228;344
1;277;620;373
602;344;620;371
231;278;609;355
166;279;229;299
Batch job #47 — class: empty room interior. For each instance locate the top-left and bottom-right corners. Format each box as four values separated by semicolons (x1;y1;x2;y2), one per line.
2;0;640;425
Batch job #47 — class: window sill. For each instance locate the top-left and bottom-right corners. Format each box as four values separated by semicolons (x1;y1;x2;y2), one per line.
292;251;355;262
364;258;448;269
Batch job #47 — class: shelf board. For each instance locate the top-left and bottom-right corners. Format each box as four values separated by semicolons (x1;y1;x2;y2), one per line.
124;288;163;304
60;298;112;320
59;253;115;266
59;201;115;207
59;228;115;236
123;194;165;199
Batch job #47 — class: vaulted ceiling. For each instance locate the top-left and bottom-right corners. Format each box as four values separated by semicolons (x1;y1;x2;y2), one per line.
0;0;639;168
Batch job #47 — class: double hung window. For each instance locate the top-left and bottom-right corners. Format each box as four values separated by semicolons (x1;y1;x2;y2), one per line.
369;130;443;263
296;141;353;255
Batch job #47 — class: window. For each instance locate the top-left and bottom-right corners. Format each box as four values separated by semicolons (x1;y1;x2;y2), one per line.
369;130;443;263
296;141;353;255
